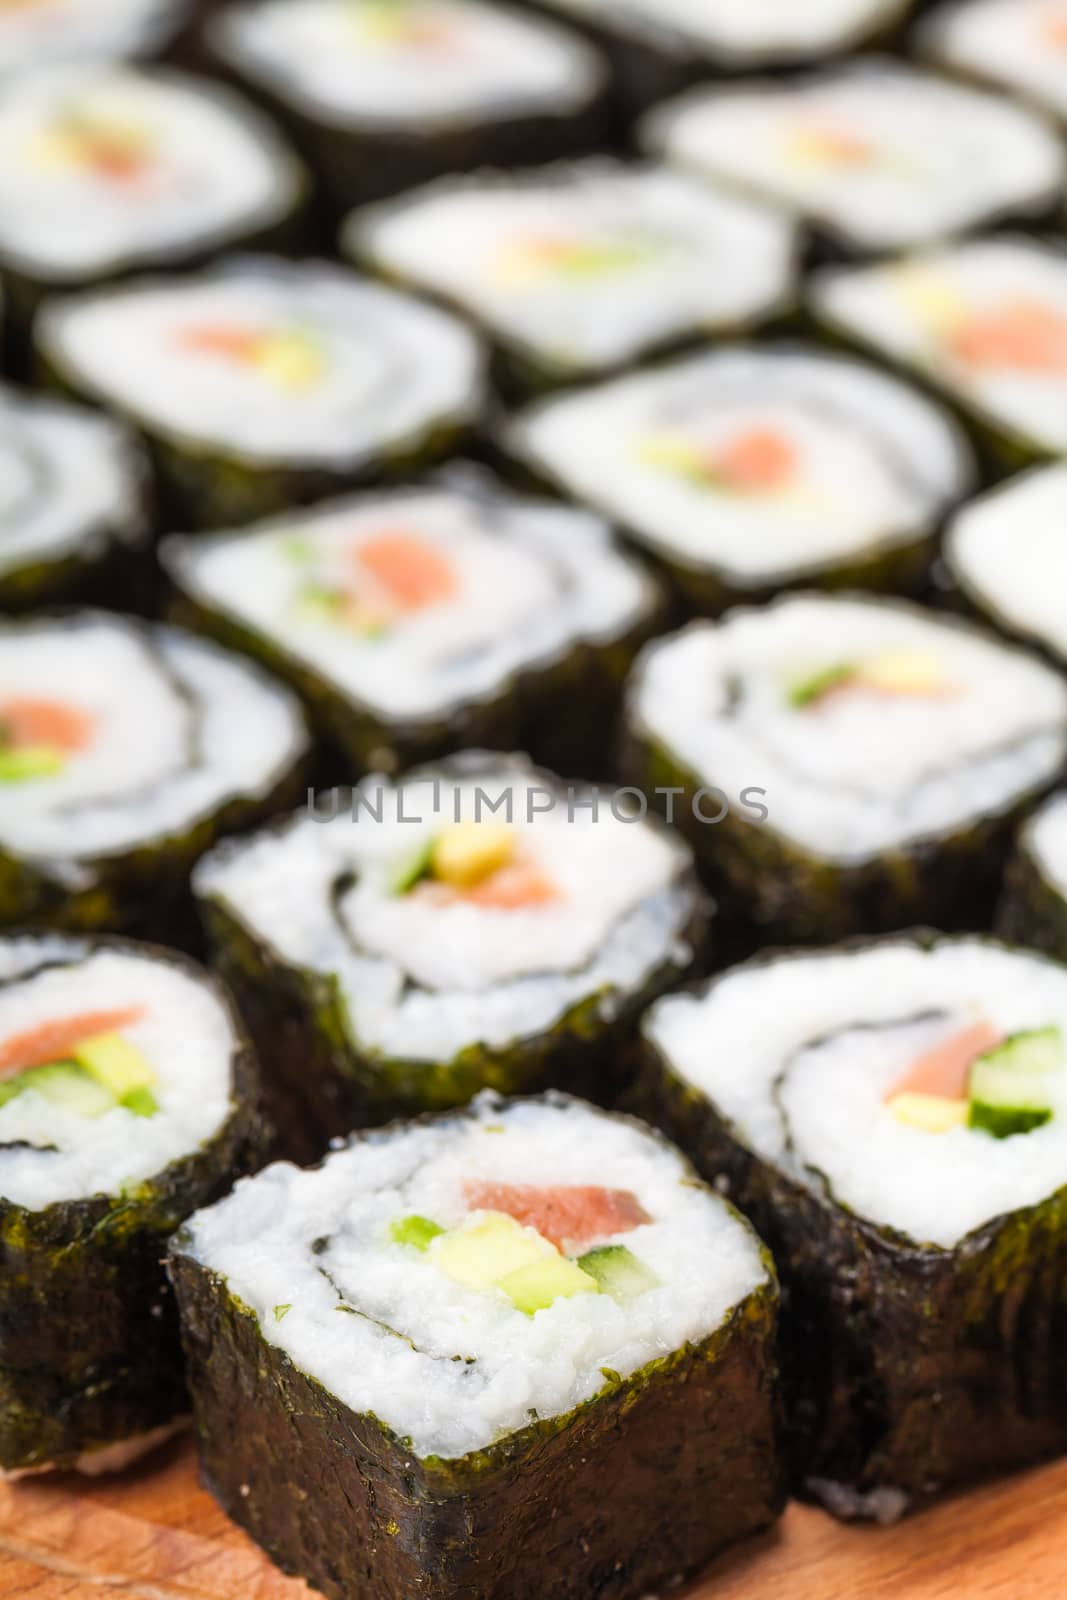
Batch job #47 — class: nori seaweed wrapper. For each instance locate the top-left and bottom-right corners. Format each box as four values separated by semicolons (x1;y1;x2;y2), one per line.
638;940;1067;1519
998;799;1067;962
194;753;710;1163
201;1;611;214
168;1111;783;1600
0;932;270;1474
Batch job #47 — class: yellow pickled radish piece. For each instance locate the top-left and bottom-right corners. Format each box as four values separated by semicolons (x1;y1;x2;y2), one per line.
432;821;516;888
257;333;326;391
887;1091;968;1133
858;649;948;695
892;268;962;332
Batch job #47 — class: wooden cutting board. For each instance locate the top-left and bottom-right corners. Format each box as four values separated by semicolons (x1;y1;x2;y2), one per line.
1;1434;1065;1600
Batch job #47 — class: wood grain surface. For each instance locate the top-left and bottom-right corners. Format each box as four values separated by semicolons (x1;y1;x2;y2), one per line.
1;1433;1065;1599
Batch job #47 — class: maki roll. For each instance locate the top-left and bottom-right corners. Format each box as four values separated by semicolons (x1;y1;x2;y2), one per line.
169;1091;783;1600
624;594;1067;940
204;0;608;212
944;464;1067;666
506;346;975;614
0;385;148;613
640;934;1067;1517
522;0;915;113
37;258;484;529
346;160;798;395
998;792;1067;961
0;64;306;355
920;0;1067;126
644;62;1065;257
0;0;194;78
193;754;707;1160
0;612;308;936
812;236;1067;465
0;930;266;1475
161;468;663;777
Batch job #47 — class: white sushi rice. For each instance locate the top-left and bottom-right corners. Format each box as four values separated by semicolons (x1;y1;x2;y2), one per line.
208;0;601;129
0;387;141;576
946;464;1067;662
180;1093;769;1459
351;162;796;375
646;937;1067;1248
541;0;906;63
0;942;237;1211
0;0;189;77
164;481;655;722
39;259;481;465
813;237;1067;454
0;65;302;282
0;615;306;870
645;62;1064;252
509;347;972;583
922;0;1067;123
1023;791;1067;901
194;758;695;1060
629;596;1067;860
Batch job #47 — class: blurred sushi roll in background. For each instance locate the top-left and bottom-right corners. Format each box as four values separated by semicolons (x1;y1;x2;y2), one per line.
0;63;307;365
919;0;1067;125
641;935;1067;1519
0;612;308;936
0;386;149;613
643;62;1066;257
999;793;1067;962
812;236;1067;466
522;0;918;115
192;753;707;1160
35;257;486;528
943;465;1067;667
168;1092;784;1600
161;467;664;778
623;594;1067;940
202;0;610;212
0;931;267;1475
0;0;197;79
346;159;798;394
507;346;975;614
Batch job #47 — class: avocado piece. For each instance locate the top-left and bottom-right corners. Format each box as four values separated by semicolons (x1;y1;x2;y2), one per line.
4;1062;115;1119
73;1031;155;1100
578;1245;660;1302
390;1215;444;1252
968;1062;1055;1139
121;1086;160;1118
974;1027;1063;1076
788;663;856;709
432;1212;553;1290
390;837;435;896
497;1254;599;1315
0;746;64;783
431;822;515;889
886;1092;969;1134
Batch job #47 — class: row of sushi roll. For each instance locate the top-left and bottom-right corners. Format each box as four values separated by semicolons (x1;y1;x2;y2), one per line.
7;2;1067;1600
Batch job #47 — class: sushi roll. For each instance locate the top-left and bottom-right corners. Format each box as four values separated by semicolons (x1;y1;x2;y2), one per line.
640;934;1067;1517
812;236;1067;466
346;160;799;395
998;793;1067;961
0;64;306;358
0;385;148;613
920;0;1067;126
643;62;1066;257
161;468;664;778
36;258;485;530
944;464;1067;667
169;1092;783;1599
193;754;707;1160
0;0;195;78
203;0;608;213
623;594;1067;941
506;345;975;614
522;0;915;113
0;612;308;936
0;930;267;1475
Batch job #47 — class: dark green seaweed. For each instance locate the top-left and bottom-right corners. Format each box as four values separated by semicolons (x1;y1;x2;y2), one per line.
998;814;1067;963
